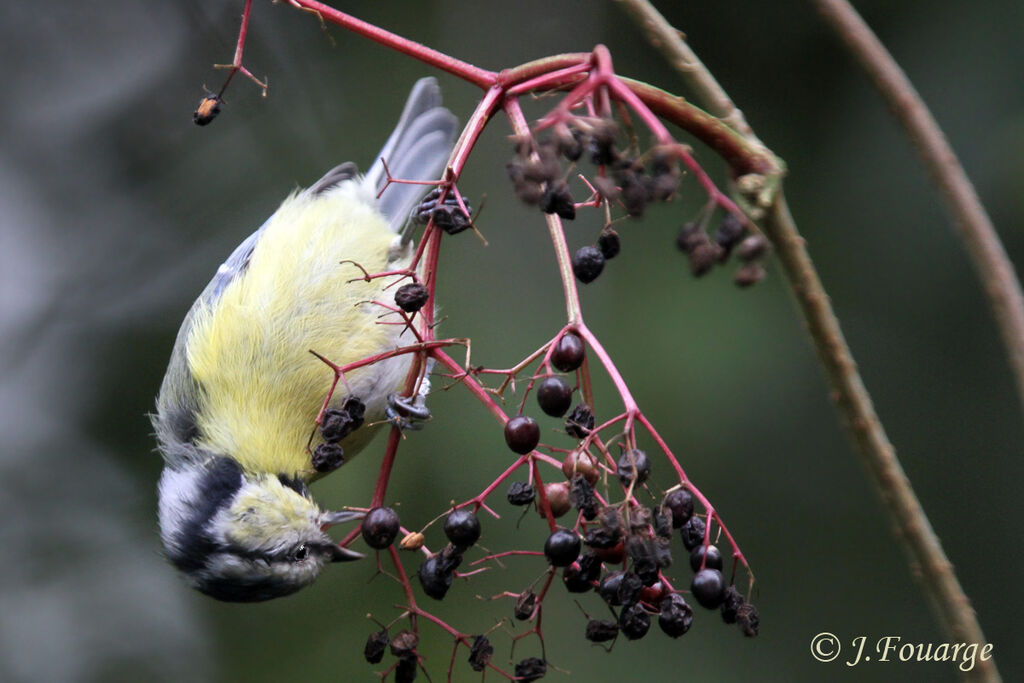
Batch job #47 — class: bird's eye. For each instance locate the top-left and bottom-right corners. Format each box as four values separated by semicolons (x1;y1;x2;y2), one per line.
293;544;309;562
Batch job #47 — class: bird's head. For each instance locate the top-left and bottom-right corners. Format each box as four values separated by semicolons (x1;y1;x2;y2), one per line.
157;457;362;602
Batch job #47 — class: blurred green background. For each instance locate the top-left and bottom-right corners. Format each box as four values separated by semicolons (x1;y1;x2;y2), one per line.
1;1;1021;681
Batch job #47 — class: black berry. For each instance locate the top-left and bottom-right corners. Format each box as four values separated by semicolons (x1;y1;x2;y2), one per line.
565;403;595;438
689;544;723;572
395;655;417;683
389;630;419;657
737;234;769;262
444;509;481;548
598;229;621;259
572;246;605;284
507;481;536;506
321;408;358;442
599;570;643;606
418;552;461;600
468;635;494;671
680;516;707;551
585;619;619;643
394;283;429;312
311;442;344;473
664;489;694;528
616;449;651;487
714;213;746;256
543;528;581;567
618;603;651;640
658;594;694;638
504;415;540;454
652;508;672;539
363;629;389;663
361;507;400;549
541;180;576;220
691;568;726;609
721;585;745;624
431;203;472;235
514;657;547;683
551;332;585;372
568;474;599;520
536;376;573;417
734;262;766;287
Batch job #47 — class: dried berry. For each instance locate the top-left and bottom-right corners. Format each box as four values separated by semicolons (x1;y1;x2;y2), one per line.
599;570;643;606
361;507;400;550
714;213;746;257
390;630;419;657
444;509;481;548
431;204;472;235
658;594;694;638
468;635;494;672
544;528;581;567
417;552;461;600
592;176;620;201
514;657;547;683
536;376;573;417
505;415;541;454
597;229;621;260
617;170;649;217
541;481;571;518
734;262;766;287
507;481;536;506
400;531;425;551
565;403;595;438
193;94;222;126
652;508;672;539
589;122;618;165
720;585;745;624
691;568;727;609
689;544;723;572
584;527;620;550
663;489;694;528
572;245;605;284
363;629;389;663
394;283;430;312
618;603;651;640
321;408;358;443
675;221;703;253
690;241;723;276
311;442;344;473
736;602;760;637
736;234;769;262
616;449;651;487
561;449;600;484
680;516;707;551
395;655;417;683
569;474;599;520
585;619;619;643
541;180;576;220
514;590;537;620
551;332;585;372
556;127;584;162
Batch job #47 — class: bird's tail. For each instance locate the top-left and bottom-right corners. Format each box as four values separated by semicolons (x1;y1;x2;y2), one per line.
364;78;458;233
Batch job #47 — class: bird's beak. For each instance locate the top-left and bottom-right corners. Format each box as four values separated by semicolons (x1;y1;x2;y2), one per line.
321;509;364;528
327;544;365;563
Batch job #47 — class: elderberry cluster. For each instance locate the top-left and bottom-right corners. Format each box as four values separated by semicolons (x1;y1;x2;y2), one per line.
676;215;770;287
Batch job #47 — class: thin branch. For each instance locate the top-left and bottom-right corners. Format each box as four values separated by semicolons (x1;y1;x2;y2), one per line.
812;0;1024;423
617;2;999;681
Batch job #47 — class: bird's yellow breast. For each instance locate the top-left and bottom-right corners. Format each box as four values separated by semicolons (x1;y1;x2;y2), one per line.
185;188;409;480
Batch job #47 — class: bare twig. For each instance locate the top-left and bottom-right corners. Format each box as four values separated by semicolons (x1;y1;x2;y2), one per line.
616;1;999;680
812;0;1024;422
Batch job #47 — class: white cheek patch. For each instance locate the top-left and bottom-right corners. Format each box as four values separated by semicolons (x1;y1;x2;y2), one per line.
157;467;203;553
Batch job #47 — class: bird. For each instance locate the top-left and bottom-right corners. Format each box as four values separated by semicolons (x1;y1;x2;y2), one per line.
152;78;458;602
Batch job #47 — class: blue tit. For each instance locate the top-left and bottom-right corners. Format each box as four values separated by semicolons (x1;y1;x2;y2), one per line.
153;78;457;602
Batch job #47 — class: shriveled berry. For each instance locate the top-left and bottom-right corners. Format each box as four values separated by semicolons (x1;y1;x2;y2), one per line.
541;481;571;518
680;515;707;551
616;449;651;487
361;507;400;549
444;509;481;548
714;213;746;256
514;589;536;620
565;403;595;438
321;408;358;442
619;603;651;640
689;544;723;572
468;635;494;671
720;585;745;624
193;94;222;126
561;448;600;484
431;204;472;235
664;489;694;528
736;234;769;262
394;283;430;312
597;229;621;260
658;594;694;638
572;246;605;284
541;180;576;220
536;376;573;417
691;568;727;609
592;176;620;201
418;553;461;600
363;629;389;663
514;657;547;683
599;570;643;606
675;221;703;253
400;531;424;551
556;127;584;162
550;332;585;372
507;481;536;506
585;619;619;643
568;474;599;520
690;241;723;276
734;262;766;288
395;655;417;683
584;527;620;550
737;602;760;637
618;171;649;217
652;508;672;539
389;630;419;656
342;396;366;423
505;415;540;454
544;528;581;567
311;442;344;473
